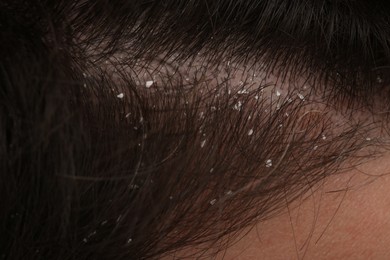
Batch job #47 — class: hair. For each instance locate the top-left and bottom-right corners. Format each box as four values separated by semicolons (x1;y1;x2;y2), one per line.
2;0;390;259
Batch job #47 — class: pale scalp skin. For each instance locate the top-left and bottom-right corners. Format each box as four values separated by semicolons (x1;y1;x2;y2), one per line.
85;36;390;260
152;54;390;260
98;46;390;259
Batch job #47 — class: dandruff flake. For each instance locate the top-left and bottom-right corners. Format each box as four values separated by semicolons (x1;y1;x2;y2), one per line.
209;199;217;205
248;129;254;136
117;93;124;99
237;89;249;94
200;139;206;148
265;159;272;167
145;80;154;88
276;90;281;96
234;101;243;111
129;184;139;189
297;93;305;100
377;75;384;84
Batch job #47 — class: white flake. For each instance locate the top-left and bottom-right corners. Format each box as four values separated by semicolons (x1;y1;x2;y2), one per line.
129;184;139;189
117;93;124;99
200;140;206;148
297;93;305;100
265;159;272;167
127;238;133;244
234;101;243;111
248;129;254;136
145;81;154;88
226;190;233;196
237;89;249;94
209;199;217;205
276;90;281;96
89;231;97;237
377;75;384;83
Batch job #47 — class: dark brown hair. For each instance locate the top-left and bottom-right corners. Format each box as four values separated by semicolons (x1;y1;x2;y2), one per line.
1;0;390;259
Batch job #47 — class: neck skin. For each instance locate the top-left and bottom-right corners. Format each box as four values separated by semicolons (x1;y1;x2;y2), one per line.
214;151;390;259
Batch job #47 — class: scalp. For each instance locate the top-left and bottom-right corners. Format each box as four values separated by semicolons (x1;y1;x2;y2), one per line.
1;1;390;259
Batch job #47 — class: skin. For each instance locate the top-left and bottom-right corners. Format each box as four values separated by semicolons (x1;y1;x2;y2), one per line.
215;152;390;259
4;2;390;259
132;53;390;258
159;56;390;260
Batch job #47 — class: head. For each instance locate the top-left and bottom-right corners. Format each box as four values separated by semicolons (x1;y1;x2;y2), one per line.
2;0;390;259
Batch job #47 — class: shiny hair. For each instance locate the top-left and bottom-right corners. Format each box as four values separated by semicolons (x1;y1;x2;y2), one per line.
1;0;390;259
